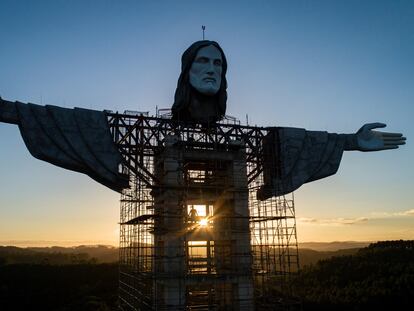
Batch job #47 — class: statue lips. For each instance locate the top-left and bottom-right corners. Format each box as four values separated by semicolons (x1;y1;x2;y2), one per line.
203;77;217;84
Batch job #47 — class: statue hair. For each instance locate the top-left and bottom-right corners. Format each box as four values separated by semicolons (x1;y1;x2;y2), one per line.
172;40;228;122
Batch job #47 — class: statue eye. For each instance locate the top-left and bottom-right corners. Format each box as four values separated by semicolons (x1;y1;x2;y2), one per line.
195;57;209;63
214;59;222;66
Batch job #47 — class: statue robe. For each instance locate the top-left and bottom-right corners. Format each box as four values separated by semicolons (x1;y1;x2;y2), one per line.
258;127;355;200
15;102;129;192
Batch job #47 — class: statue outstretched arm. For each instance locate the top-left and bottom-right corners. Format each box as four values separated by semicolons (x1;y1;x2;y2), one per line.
0;97;19;124
0;97;129;192
258;124;406;200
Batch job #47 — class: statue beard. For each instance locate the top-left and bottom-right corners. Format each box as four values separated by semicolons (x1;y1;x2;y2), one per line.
187;87;220;124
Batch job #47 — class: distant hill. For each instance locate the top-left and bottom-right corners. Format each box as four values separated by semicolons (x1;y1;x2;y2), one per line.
0;242;370;266
29;245;119;262
299;241;371;252
0;245;118;265
298;247;360;267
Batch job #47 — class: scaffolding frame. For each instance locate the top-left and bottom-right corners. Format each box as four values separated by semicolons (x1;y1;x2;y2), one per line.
107;113;300;310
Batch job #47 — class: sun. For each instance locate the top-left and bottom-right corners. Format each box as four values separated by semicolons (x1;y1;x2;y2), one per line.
199;218;208;227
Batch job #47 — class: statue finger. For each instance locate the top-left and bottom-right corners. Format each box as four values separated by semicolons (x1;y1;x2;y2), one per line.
381;145;399;150
364;122;386;131
383;136;405;141
381;132;403;137
384;141;405;146
384;137;406;142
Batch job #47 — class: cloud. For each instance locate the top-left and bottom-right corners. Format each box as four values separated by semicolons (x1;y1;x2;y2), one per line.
370;209;414;218
398;209;414;216
299;209;414;227
298;217;368;226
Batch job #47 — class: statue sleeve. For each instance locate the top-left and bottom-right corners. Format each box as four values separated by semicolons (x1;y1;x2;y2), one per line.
257;127;355;200
15;102;129;192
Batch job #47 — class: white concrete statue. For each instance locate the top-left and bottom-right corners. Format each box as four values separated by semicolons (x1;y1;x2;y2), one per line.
0;40;406;198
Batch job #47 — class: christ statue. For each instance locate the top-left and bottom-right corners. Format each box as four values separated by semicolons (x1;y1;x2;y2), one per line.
0;40;406;198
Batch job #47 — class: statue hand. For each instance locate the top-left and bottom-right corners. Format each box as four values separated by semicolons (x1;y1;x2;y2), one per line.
356;123;406;151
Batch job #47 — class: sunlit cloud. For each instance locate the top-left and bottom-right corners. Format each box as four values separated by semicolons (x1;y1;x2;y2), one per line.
299;209;414;227
298;217;368;226
370;209;414;218
398;209;414;216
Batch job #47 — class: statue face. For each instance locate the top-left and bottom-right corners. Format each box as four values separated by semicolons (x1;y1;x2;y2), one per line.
189;45;223;96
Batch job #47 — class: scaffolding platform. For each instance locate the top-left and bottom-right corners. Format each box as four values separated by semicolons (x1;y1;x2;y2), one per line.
108;114;300;310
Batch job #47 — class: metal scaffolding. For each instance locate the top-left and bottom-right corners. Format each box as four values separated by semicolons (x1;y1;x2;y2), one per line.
108;113;300;310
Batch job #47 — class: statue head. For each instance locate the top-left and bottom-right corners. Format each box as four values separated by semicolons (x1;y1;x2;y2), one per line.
172;40;228;123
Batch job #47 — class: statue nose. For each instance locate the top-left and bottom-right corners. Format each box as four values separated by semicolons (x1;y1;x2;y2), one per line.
206;61;215;73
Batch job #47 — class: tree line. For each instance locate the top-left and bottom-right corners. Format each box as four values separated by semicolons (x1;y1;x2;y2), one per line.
0;240;413;310
289;240;414;310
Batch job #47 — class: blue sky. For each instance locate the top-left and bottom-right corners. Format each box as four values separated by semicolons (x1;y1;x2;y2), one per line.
0;0;413;245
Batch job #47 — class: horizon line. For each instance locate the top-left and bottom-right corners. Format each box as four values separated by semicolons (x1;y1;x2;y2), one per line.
0;239;384;248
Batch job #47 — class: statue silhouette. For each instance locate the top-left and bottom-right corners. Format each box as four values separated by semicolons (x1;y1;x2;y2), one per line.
0;41;406;198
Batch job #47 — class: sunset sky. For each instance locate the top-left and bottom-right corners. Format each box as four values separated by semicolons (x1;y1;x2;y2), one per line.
0;0;413;246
